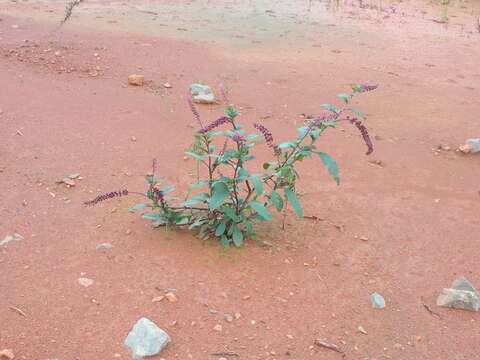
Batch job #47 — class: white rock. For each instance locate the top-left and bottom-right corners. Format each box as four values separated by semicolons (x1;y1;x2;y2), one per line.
0;233;24;247
190;83;215;104
124;317;170;359
77;277;94;287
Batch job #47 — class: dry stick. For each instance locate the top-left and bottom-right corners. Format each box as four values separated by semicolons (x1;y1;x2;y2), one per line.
9;305;27;317
314;338;345;355
421;297;441;319
211;351;239;357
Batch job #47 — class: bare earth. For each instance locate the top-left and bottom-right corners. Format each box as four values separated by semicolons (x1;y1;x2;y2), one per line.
1;1;480;359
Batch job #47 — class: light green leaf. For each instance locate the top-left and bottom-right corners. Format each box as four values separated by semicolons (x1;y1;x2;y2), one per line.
338;93;351;104
350;106;364;119
269;191;283;212
237;168;249;181
142;212;161;220
185;151;206;161
249;201;272;221
317;152;340;185
182;193;209;207
322;103;340;114
220;235;230;247
250;174;263;196
278;141;296;149
215;221;227;236
231;224;244;247
284;187;303;218
176;217;190;225
128;203;148;212
209;182;229;210
160;185;175;194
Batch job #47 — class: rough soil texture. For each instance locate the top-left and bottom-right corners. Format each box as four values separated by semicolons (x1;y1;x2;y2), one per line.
1;1;480;359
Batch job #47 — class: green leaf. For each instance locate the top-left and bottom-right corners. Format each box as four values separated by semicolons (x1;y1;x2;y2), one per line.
189;217;207;230
176;217;190;225
350;106;364;119
185;151;206;161
182;193;209;207
269;191;283;212
220;235;230;247
338;93;351;104
189;180;209;189
284;187;303;218
317;152;340;185
209;182;229;210
297;126;310;139
145;175;154;184
249;174;263;196
237;168;249;181
278;141;296;149
160;185;175;194
215;221;227;236
128;203;148;212
322;103;340;114
231;224;244;247
263;162;271;170
352;84;362;93
249;201;272;221
152;218;167;227
226;106;238;119
142;212;161;220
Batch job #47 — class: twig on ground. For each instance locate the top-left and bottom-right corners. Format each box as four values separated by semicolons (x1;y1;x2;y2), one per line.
314;338;345;356
9;305;27;317
211;351;239;357
421;298;441;319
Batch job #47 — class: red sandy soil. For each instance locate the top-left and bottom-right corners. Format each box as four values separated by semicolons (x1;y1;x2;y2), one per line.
1;1;480;359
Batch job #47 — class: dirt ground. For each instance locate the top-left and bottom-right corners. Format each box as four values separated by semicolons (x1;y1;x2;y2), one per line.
1;0;480;359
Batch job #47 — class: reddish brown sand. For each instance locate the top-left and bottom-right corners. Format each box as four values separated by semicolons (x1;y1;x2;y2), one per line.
1;1;480;359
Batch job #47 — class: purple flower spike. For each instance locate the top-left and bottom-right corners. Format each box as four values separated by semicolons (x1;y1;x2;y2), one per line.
253;123;274;147
311;110;340;127
84;189;129;206
198;116;230;134
232;132;245;144
358;82;378;93
349;117;373;155
187;96;203;128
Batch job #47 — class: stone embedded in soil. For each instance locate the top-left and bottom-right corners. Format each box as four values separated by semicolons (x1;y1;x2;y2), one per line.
370;292;386;309
190;83;215;104
96;242;113;250
436;277;480;312
213;324;223;332
358;325;368;334
458;139;480;154
77;277;94;287
164;292;177;303
224;313;234;322
128;74;145;86
124;317;170;360
451;276;478;292
0;349;15;360
0;233;24;247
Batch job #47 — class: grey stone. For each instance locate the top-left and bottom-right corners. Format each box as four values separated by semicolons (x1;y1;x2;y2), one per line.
124;317;170;359
96;242;114;250
451;276;477;293
190;83;215;104
224;313;233;322
437;288;480;312
466;139;480;153
0;233;24;246
370;292;386;309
